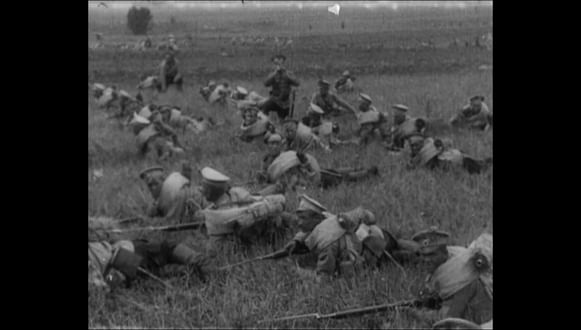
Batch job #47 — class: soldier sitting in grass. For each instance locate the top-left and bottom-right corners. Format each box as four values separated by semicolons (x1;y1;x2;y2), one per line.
109;90;143;122
128;111;185;161
388;104;428;151
405;134;493;174
334;70;356;94
311;79;357;118
280;118;330;153
352;93;391;146
231;86;268;109
450;96;492;131
156;105;217;134
199;80;217;102
238;105;275;143
207;82;232;106
139;165;207;224
301;103;345;148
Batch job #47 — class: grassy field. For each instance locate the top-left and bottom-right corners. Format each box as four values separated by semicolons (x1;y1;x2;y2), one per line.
89;3;492;328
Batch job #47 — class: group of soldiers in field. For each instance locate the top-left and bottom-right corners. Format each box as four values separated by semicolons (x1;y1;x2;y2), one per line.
90;50;492;329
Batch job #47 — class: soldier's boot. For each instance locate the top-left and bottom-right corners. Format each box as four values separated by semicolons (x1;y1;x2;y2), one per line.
170;243;215;282
342;166;379;182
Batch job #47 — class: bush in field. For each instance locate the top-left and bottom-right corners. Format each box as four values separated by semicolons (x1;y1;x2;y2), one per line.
127;6;152;35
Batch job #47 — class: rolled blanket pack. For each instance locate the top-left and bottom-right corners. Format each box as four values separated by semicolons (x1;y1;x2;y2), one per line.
201;194;286;236
266;151;321;184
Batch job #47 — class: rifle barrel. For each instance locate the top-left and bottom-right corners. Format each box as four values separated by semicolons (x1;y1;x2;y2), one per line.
324;300;417;319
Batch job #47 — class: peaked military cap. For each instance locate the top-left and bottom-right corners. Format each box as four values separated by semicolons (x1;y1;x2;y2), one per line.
236;86;248;95
359;93;372;103
470;95;485;102
201;167;230;184
208;80;217;87
432;318;482;330
297;194;327;213
266;133;282;143
119;90;131;98
342;70;351;77
139;166;165;180
309;103;324;114
318;79;331;87
131;112;151;125
411;226;451;245
93;83;106;90
392;104;409;112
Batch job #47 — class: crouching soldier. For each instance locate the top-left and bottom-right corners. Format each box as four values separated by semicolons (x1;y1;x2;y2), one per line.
110;90;143;122
196;167;291;248
353;93;391;146
388;104;428;151
88;238;214;290
406;134;493;174
311;79;357;118
301;103;343;148
199;80;217;102
128;111;185;160
413;233;493;328
281;118;330;153
207;82;232;106
159;51;183;92
266;149;322;191
450;96;492;131
239;106;275;143
282;196;377;278
139;165;207;224
334;70;356;94
92;83;119;111
231;86;268;109
158;106;215;134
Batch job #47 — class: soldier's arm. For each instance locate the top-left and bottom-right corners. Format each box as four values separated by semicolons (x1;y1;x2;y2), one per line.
264;72;277;87
333;94;357;115
286;73;300;87
481;103;491;114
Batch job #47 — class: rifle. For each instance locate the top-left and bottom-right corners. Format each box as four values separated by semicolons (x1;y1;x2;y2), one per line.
218;247;300;271
259;299;423;323
101;222;204;234
289;89;296;119
116;216;144;225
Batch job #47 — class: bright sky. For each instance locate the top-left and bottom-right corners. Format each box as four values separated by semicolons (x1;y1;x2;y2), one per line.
88;1;492;10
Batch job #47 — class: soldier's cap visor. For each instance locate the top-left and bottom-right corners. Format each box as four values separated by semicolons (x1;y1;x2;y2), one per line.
392;104;409;112
297;194;327;212
139;166;165;180
200;167;231;185
411;228;451;243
